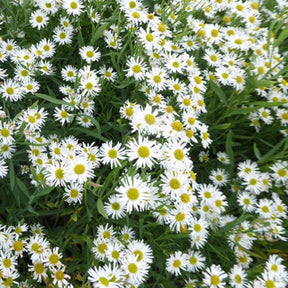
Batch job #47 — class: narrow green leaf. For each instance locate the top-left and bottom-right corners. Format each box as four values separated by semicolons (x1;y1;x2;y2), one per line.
70;127;107;141
90;22;110;44
226;106;259;116
16;177;30;199
258;137;286;163
9;159;15;191
253;143;261;160
225;130;234;167
215;213;249;235
35;93;73;107
78;28;85;48
209;81;226;102
274;26;288;47
96;197;108;219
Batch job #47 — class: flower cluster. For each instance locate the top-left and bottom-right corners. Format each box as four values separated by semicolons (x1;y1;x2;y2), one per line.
0;223;72;287
0;0;288;287
88;225;153;288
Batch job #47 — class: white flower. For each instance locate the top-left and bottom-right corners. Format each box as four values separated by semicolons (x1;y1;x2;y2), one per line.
202;264;228;288
166;251;188;276
62;0;84;16
66;156;94;184
126;135;161;169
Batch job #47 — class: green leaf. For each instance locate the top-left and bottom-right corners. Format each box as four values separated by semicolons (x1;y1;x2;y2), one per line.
35;93;73;107
209;81;226;102
215;213;249;235
78;28;85;48
69;127;107;141
16;177;30;199
90;22;110;44
274;26;288;47
225;130;234;167
258;137;286;163
9;159;15;192
96;197;108;219
253;143;261;160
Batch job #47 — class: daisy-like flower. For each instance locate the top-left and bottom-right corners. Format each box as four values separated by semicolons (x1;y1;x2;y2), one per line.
125;57;147;80
166;251;188;276
121;253;149;285
18;106;48;132
38;59;55;75
209;168;229;187
51;266;71;288
44;247;63;268
166;207;193;233
145;67;168;92
126;135;161;169
96;224;116;242
28;260;48;283
66;156;94;184
99;65;117;82
0;121;15;145
186;250;206;273
23;79;40;94
44;160;68;187
160;168;190;197
0;251;17;275
88;264;125;288
138;27;160;51
53;26;73;45
242;171;264;195
189;217;209;241
217;152;230;165
106;240;125;263
79;46;101;63
127;240;153;264
125;9;147;26
0;78;24;102
61;65;77;82
229;264;248;288
265;254;288;279
29;9;49;30
203;264;228;288
64;183;84;205
162;139;193;172
270;161;288;185
237;191;256;212
237;160;259;179
54;106;74;125
120;101;140;120
120;226;135;244
27;234;50;262
99;141;126;168
63;0;84;16
80;74;101;96
129;104;161;135
105;194;126;219
116;174;149;213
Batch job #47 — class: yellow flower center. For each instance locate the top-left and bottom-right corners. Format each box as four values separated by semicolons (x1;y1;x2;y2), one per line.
174;149;185;160
127;188;139;200
74;164;85;175
34;262;45;274
137;146;150;158
175;212;185;222
128;263;138;273
144;114;156;125
169;178;181;189
1;128;10;137
211;275;220;285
